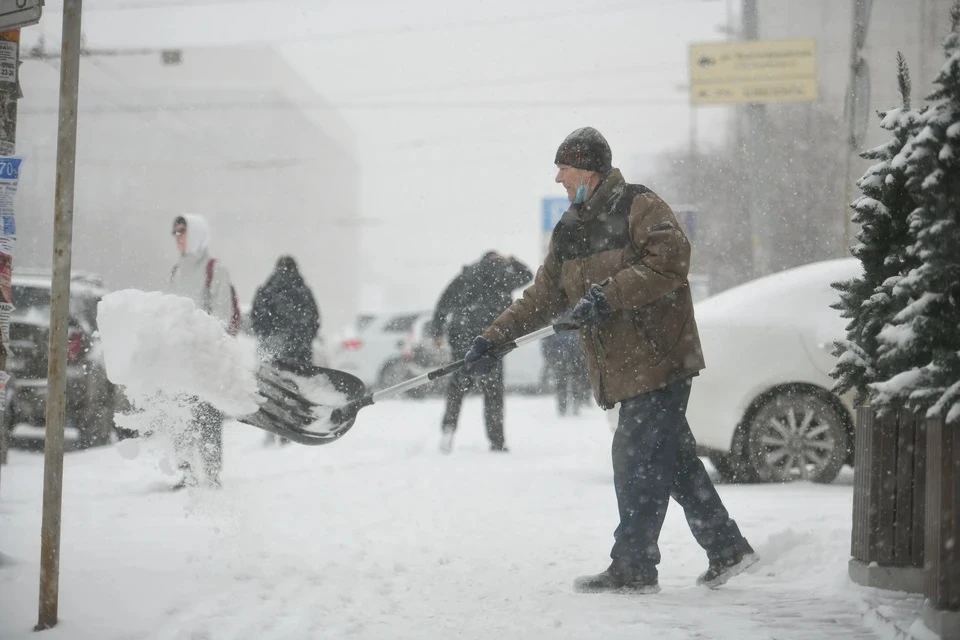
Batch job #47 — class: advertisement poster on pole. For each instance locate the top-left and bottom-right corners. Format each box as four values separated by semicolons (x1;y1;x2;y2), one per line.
0;370;9;417
0;233;14;255
0;37;15;84
0;301;11;346
0;251;10;303
0;155;20;218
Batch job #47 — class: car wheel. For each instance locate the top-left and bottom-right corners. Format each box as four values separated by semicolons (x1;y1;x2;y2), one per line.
744;389;849;484
78;371;116;449
378;360;414;392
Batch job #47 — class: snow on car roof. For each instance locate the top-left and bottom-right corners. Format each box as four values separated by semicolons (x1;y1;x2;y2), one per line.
695;258;862;321
12;275;109;297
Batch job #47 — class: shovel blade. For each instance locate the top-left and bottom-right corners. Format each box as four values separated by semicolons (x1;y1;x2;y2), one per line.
241;362;367;446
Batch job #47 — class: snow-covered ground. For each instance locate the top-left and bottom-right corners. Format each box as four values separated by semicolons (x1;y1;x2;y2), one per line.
1;397;917;639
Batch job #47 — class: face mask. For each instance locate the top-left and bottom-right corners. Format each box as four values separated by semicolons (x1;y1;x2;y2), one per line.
574;184;587;204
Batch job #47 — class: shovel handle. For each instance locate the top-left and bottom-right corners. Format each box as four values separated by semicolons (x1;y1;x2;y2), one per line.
329;322;579;425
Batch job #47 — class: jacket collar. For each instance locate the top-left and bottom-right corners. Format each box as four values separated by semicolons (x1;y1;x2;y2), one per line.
578;168;625;222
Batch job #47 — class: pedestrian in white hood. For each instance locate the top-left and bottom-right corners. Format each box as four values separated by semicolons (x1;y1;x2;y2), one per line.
166;214;235;490
169;214;235;331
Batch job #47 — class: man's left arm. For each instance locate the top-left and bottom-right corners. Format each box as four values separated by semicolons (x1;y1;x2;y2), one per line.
600;193;691;310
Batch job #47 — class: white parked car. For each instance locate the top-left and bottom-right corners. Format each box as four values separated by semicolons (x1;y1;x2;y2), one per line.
607;258;861;484
330;311;424;389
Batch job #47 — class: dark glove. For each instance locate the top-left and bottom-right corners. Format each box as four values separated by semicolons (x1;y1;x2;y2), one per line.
570;284;612;326
464;336;497;375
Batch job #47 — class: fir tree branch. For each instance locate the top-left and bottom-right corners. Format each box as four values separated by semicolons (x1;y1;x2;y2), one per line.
896;52;911;111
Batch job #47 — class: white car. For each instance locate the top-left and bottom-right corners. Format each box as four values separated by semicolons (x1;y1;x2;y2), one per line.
607;258;861;484
330;311;425;389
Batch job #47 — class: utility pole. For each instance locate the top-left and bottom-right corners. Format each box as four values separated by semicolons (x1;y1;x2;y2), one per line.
0;26;19;483
37;0;84;631
742;0;769;278
842;0;873;257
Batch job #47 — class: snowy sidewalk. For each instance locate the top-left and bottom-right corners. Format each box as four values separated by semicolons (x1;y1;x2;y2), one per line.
0;397;923;639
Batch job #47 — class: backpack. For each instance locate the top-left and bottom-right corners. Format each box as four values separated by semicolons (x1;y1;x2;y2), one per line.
171;258;241;336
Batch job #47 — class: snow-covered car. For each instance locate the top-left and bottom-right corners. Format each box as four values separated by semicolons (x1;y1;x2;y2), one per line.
606;258;861;484
6;270;119;449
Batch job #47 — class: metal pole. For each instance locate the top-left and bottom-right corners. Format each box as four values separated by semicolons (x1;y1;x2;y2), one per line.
0;28;18;484
37;0;83;631
842;0;872;257
742;0;768;277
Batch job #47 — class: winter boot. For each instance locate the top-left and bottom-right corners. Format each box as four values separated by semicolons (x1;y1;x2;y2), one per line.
172;462;198;491
573;560;660;594
171;472;198;492
697;541;759;589
489;443;509;453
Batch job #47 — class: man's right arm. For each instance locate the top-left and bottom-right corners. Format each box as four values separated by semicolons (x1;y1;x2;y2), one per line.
481;246;568;345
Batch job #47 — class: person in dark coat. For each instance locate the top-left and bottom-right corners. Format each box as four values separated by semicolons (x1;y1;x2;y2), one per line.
251;256;321;368
541;312;590;416
251;256;321;446
430;251;533;454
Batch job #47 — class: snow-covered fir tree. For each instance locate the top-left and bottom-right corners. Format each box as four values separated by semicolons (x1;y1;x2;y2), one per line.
874;3;960;423
831;54;924;408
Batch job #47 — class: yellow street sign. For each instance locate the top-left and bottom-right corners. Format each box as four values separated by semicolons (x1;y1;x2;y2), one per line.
689;39;817;105
692;78;818;105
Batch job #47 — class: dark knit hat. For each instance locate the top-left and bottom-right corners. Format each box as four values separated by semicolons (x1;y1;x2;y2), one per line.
554;127;612;173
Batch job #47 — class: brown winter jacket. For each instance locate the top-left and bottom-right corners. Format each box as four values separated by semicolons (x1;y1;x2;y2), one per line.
481;168;705;408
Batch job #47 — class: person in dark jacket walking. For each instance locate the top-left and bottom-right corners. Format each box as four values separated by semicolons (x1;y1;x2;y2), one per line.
251;256;321;369
462;128;757;593
430;251;533;454
250;256;321;446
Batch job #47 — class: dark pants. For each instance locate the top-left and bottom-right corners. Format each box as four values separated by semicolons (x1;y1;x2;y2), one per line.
176;400;224;485
611;377;745;568
552;353;589;416
440;361;505;448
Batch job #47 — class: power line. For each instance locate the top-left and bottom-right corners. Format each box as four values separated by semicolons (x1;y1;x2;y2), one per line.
39;2;646;45
45;0;315;11
18;97;687;116
334;62;685;101
282;2;645;44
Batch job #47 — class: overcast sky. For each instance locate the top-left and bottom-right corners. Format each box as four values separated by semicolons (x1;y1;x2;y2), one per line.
30;0;732;316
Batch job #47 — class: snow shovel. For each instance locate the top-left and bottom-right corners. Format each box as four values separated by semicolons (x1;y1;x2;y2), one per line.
239;321;580;446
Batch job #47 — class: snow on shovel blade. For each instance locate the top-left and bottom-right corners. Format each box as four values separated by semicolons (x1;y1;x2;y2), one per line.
241;362;367;446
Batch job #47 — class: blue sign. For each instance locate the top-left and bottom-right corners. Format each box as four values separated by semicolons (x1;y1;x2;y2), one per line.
542;197;569;232
1;216;13;236
674;207;700;243
0;157;21;181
